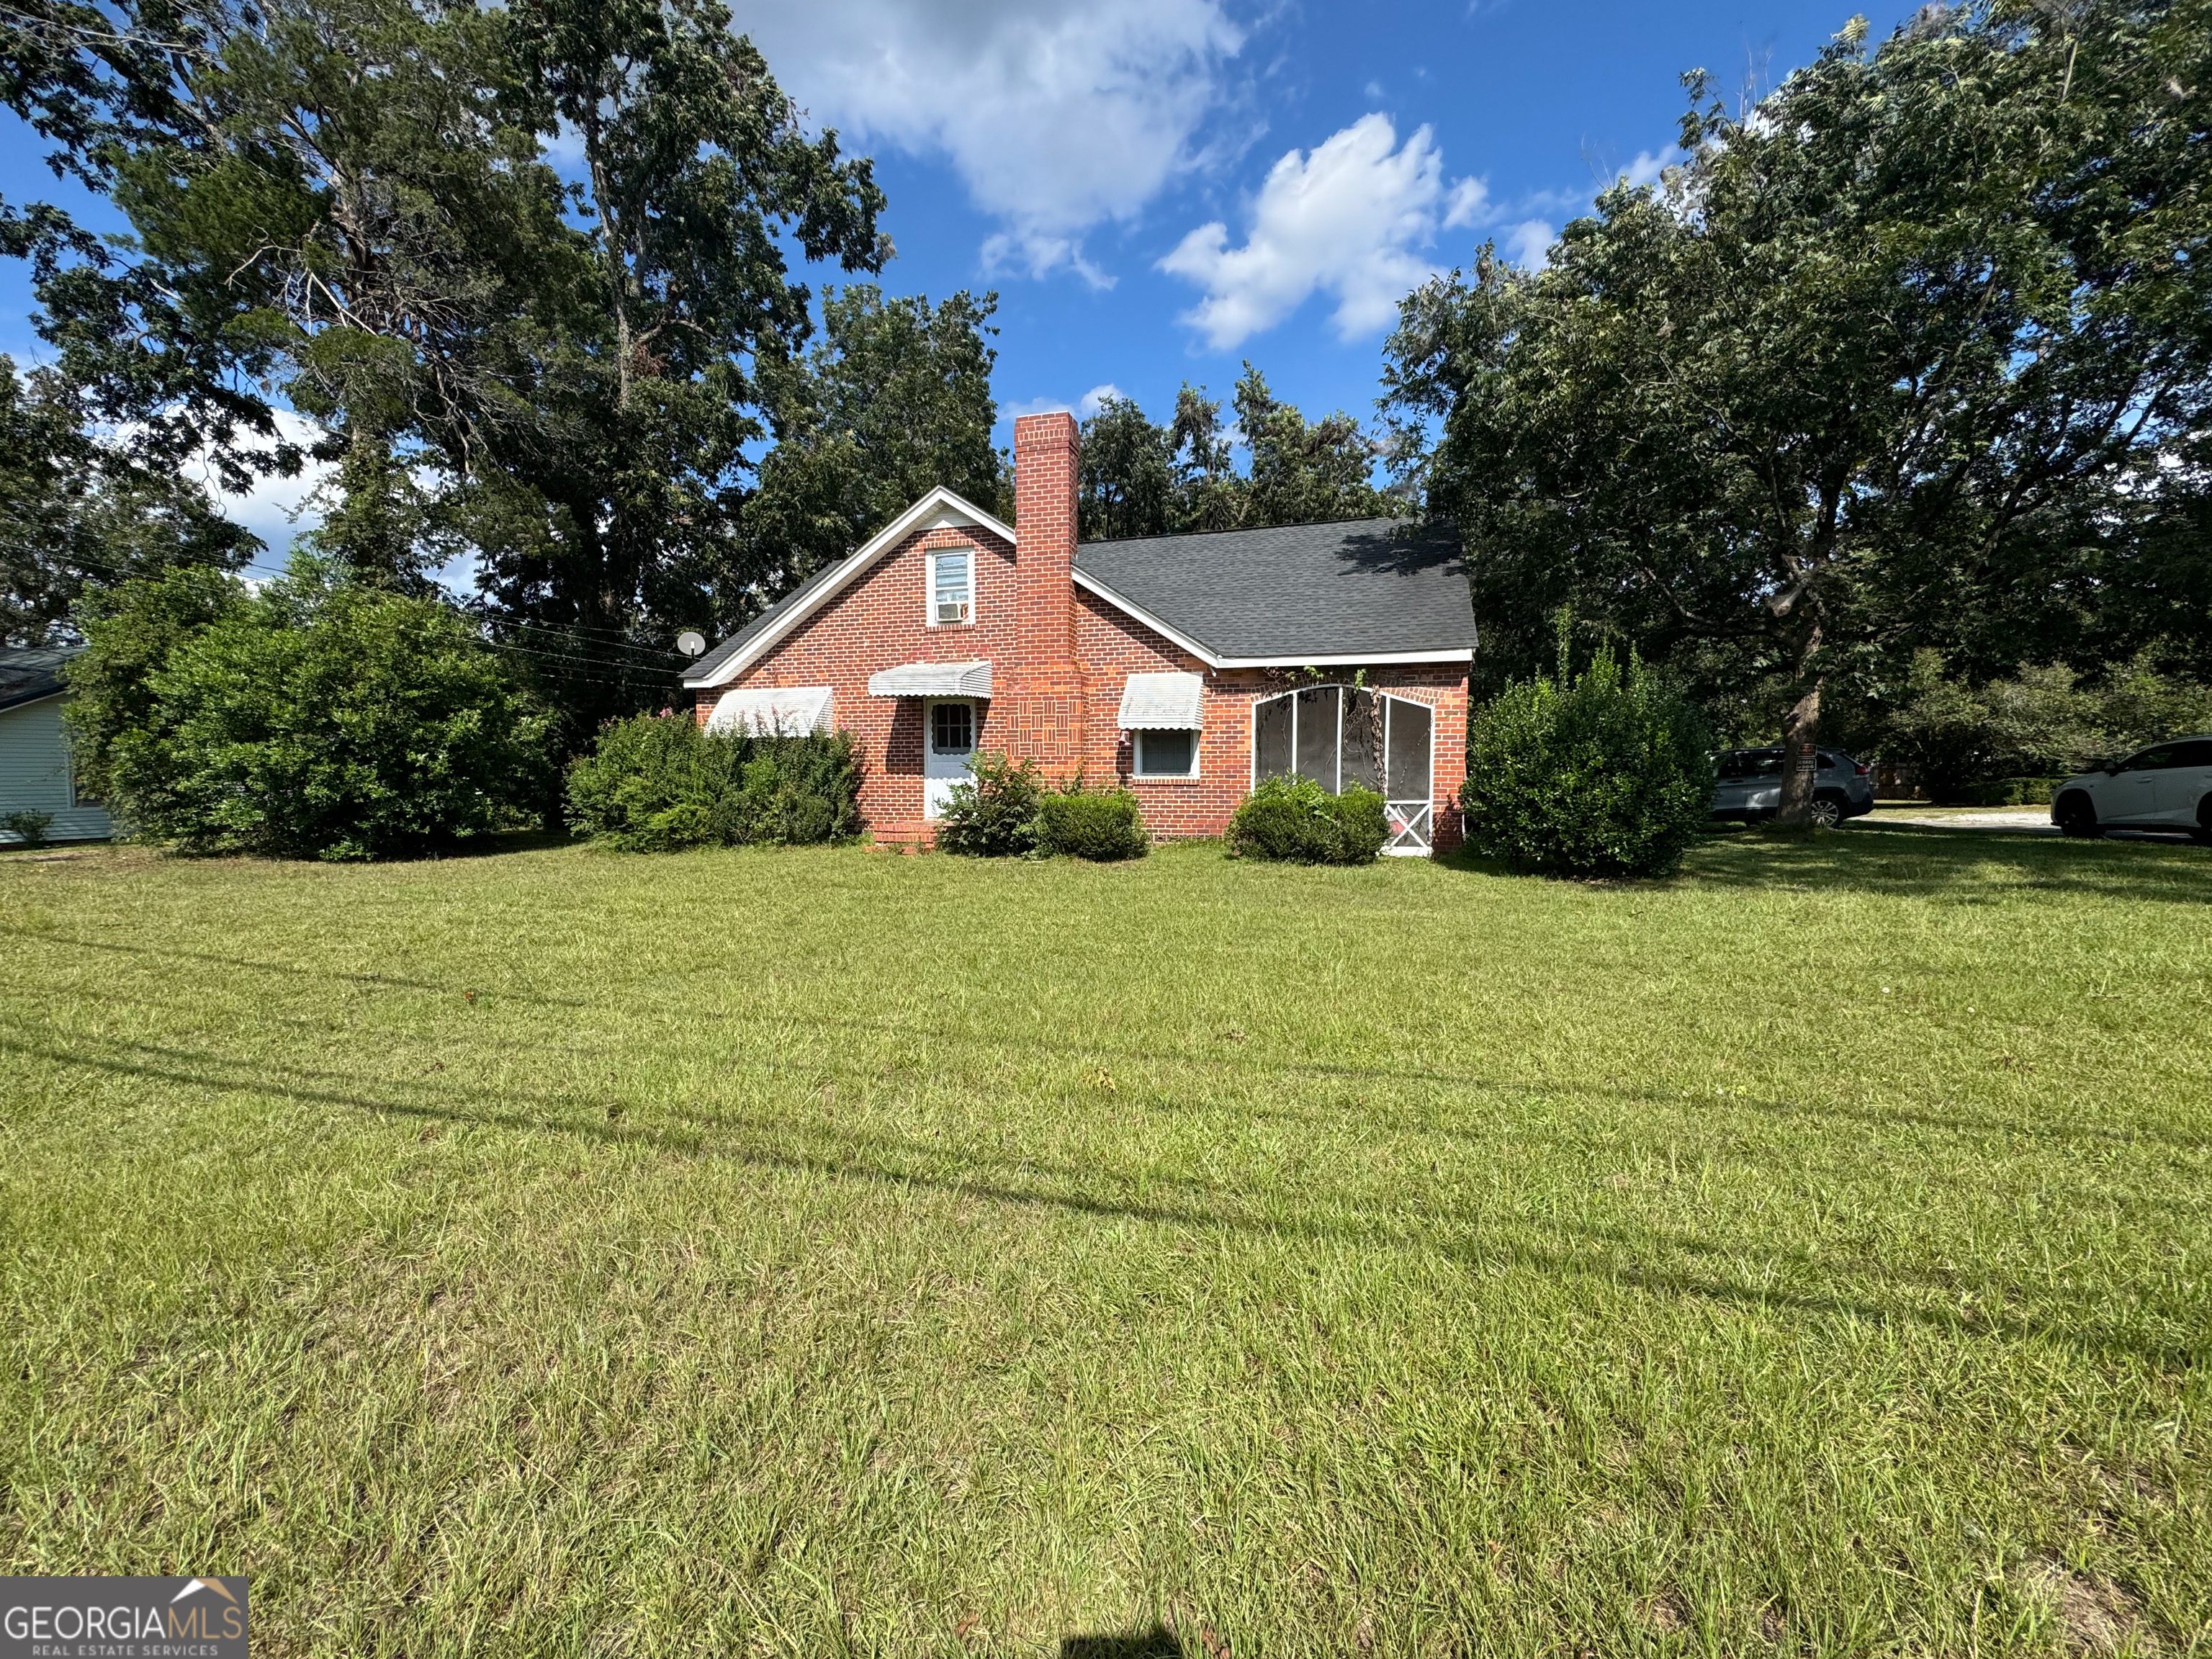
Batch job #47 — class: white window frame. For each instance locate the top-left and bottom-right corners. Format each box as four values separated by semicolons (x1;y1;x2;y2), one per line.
926;549;974;627
1133;727;1201;779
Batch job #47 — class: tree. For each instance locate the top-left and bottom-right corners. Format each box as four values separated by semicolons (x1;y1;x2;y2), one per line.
745;284;1006;608
1;357;257;646
1077;394;1175;541
4;0;889;735
1384;1;2212;823
69;559;551;858
1073;368;1403;542
1233;364;1400;529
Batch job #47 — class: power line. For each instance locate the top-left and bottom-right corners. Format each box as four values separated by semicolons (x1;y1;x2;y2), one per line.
45;548;690;681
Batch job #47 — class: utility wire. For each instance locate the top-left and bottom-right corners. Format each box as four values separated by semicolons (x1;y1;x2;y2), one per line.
47;548;690;681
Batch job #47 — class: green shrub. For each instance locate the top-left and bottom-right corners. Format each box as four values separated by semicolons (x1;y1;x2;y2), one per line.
1037;783;1147;860
1947;776;2062;808
1462;644;1712;878
563;713;862;851
1226;775;1388;865
935;751;1042;856
68;562;552;860
3;810;54;849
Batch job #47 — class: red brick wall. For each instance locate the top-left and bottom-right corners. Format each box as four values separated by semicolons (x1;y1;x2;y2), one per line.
1069;588;1467;847
692;518;1017;842
691;453;1471;849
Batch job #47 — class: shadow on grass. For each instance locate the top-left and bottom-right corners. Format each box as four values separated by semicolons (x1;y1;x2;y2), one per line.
1439;822;2212;904
1683;822;2212;904
1061;1629;1185;1658
12;935;2211;1158
6;1028;2203;1368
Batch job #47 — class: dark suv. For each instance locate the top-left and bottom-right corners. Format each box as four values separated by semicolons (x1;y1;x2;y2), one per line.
1710;748;1876;828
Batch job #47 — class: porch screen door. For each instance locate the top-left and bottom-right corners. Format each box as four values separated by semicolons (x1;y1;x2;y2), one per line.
1384;697;1433;853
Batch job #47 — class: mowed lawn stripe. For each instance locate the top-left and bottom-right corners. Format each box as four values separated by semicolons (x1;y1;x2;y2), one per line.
1;828;2206;1655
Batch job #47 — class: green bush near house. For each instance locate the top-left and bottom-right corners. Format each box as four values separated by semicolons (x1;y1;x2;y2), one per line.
565;713;863;852
1226;775;1388;865
1037;783;1147;861
1462;643;1712;878
1947;776;2064;808
936;752;1044;857
67;562;552;860
3;810;54;849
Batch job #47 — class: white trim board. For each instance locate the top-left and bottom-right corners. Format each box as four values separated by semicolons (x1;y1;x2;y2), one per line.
684;487;1013;688
1070;570;1474;670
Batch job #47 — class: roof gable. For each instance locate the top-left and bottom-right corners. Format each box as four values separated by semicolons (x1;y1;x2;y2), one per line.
684;487;1012;688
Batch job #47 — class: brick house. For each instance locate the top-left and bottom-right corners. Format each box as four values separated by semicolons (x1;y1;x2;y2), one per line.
683;411;1475;852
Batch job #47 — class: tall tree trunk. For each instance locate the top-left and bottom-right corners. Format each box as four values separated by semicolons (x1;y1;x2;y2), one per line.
1774;634;1825;827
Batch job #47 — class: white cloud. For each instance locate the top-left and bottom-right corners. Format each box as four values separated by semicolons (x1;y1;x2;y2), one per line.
1001;382;1125;422
1503;219;1556;268
1620;145;1687;189
742;0;1244;284
189;409;331;561
1159;113;1479;350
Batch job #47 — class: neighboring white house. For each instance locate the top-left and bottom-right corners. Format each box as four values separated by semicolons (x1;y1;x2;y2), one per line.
1;647;113;844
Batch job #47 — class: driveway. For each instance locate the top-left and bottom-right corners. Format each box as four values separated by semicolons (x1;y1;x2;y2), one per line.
1861;804;2200;841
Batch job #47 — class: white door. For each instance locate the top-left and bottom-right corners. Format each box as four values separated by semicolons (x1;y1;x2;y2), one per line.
2152;739;2212;826
2102;746;2167;823
923;699;976;819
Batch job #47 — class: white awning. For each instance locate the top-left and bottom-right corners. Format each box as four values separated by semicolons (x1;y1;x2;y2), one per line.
866;660;992;698
706;685;833;736
1117;671;1205;729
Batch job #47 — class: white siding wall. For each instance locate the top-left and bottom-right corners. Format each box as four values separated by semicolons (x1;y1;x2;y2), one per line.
0;695;114;842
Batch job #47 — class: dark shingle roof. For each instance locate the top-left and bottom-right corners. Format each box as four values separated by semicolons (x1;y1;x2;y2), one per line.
685;513;1473;684
1074;516;1472;662
0;645;81;713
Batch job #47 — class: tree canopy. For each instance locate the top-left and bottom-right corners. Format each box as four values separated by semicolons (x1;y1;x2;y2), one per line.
1077;366;1404;543
1383;0;2211;817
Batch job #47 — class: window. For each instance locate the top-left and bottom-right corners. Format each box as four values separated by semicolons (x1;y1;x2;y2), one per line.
931;701;974;753
2173;740;2212;768
1135;728;1197;778
2123;745;2180;770
930;552;972;625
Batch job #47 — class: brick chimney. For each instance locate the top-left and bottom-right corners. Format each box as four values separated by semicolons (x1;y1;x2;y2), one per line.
1014;413;1079;662
1007;411;1085;781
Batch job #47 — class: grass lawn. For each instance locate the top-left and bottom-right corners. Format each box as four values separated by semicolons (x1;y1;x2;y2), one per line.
1;825;2207;1657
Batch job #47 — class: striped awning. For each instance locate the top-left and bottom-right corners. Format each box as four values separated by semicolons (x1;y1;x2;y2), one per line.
1116;671;1204;729
866;660;992;698
706;685;834;736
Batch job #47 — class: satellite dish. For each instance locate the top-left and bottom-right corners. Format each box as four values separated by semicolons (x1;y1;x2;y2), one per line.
676;630;707;657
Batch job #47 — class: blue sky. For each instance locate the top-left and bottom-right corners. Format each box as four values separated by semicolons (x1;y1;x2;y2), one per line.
1;0;1915;554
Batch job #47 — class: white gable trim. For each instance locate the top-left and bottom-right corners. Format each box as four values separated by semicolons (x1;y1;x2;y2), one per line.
1071;570;1473;671
685;487;1014;688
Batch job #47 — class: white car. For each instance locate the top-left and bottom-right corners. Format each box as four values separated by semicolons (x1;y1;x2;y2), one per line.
2051;736;2212;839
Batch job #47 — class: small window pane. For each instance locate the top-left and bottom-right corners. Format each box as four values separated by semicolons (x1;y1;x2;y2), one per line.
1385;696;1432;801
1295;686;1340;788
933;552;971;624
2125;746;2177;771
2175;740;2212;768
1341;689;1382;792
1254;694;1292;781
932;701;973;752
1136;729;1196;777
